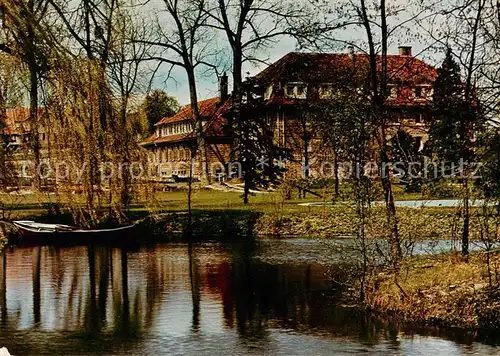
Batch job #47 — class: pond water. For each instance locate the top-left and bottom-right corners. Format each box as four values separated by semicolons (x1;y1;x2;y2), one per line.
0;239;498;355
299;199;493;208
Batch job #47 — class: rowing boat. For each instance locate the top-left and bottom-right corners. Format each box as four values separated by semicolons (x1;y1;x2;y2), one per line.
12;220;137;245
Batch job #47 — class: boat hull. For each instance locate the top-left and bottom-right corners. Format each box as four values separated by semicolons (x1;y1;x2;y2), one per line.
13;222;139;246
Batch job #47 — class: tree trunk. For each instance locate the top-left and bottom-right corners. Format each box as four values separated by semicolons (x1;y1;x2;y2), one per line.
333;151;339;199
29;63;41;190
187;69;209;185
243;170;250;205
232;46;254;204
302;117;309;199
462;178;470;255
0;86;7;190
185;147;195;239
379;140;402;264
120;96;131;212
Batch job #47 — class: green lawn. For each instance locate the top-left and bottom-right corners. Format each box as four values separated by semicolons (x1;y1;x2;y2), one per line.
0;188;324;219
0;183;452;221
145;189;324;214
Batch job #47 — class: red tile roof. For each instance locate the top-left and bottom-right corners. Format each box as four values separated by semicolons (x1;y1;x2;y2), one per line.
143;51;438;147
256;52;437;85
155;98;221;126
142;97;230;146
2;108;32;135
256;52;437;108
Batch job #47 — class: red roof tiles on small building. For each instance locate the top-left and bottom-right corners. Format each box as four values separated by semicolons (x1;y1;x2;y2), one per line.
143;97;230;146
2;108;47;135
2;108;31;135
155;98;221;126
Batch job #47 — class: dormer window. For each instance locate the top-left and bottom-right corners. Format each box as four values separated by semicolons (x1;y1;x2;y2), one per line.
285;82;308;99
415;86;423;98
285;85;295;97
296;85;305;96
388;85;397;99
319;84;333;99
157;121;194;137
415;85;433;100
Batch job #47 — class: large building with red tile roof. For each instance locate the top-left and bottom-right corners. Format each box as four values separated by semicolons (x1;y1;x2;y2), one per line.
256;47;436;179
143;47;437;182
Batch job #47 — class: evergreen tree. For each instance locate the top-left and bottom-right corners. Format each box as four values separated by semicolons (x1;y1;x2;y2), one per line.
427;49;482;256
226;78;289;204
428;49;478;172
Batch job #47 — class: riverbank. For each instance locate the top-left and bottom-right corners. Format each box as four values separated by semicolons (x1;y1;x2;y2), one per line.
363;252;500;334
255;206;495;240
0;194;494;244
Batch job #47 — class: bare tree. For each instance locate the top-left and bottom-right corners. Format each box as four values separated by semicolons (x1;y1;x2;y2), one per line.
144;0;216;180
137;0;220;229
356;0;402;264
206;0;311;203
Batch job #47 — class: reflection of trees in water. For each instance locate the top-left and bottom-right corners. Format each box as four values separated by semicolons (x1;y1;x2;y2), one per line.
32;247;41;326
0;244;490;354
188;243;200;332
0;251;6;324
216;242;401;346
0;244;420;352
0;246;170;338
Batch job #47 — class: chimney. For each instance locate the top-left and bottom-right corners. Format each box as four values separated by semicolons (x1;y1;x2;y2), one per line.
399;46;412;56
348;45;355;60
219;72;229;102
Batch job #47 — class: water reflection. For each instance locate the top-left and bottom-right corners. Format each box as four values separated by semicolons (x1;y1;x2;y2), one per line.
0;242;497;355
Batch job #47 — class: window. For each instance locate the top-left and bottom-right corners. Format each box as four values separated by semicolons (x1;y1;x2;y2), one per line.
285;83;307;99
415;86;423;98
319;84;333;99
388;85;397;99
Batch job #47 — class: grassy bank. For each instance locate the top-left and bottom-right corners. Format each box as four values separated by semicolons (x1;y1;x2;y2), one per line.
0;187;494;242
255;206;495;241
365;252;500;332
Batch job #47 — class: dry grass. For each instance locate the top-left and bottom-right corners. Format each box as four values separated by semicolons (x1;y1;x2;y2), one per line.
368;252;500;329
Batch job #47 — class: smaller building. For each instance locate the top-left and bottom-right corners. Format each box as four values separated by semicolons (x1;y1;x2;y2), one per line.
2;108;48;152
142;97;232;181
